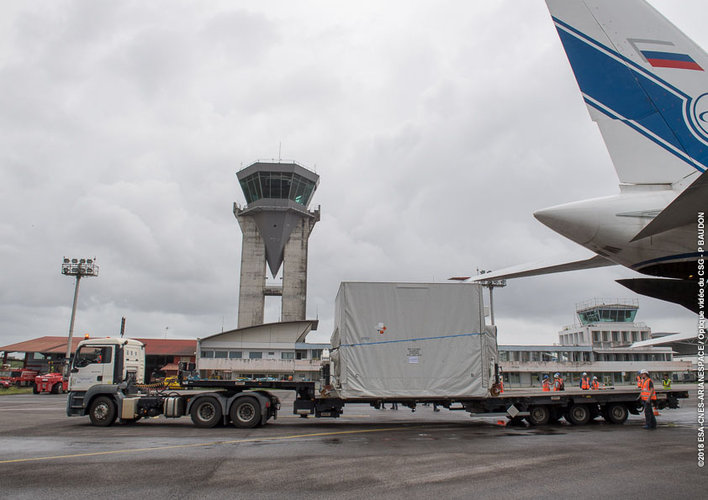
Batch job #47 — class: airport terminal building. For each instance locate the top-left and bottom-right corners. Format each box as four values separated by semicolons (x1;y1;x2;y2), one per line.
499;300;692;388
197;320;328;381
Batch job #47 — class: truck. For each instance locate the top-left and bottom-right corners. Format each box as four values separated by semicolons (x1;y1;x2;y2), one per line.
34;372;68;394
0;369;39;389
66;282;689;428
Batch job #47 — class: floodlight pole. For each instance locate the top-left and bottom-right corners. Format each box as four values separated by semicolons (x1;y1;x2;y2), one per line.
479;279;507;325
65;275;82;369
61;258;99;376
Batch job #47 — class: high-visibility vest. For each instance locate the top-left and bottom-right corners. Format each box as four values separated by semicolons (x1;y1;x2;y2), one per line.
636;376;642;388
500;379;504;393
554;378;564;391
591;380;599;390
542;379;550;392
640;378;657;401
662;378;671;389
581;377;590;390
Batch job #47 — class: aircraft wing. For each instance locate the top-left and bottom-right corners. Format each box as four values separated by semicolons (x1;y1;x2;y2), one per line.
631;171;708;241
470;254;616;282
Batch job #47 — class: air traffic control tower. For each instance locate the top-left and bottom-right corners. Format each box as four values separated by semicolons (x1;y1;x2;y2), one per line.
234;161;320;328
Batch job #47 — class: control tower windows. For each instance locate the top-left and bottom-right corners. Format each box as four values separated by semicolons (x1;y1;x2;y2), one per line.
239;171;317;207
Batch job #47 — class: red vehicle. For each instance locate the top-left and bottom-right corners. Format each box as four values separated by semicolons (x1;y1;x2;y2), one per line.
34;372;68;394
0;369;39;388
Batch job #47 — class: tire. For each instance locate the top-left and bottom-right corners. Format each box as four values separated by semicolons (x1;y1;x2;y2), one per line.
565;404;591;425
190;397;222;428
230;397;262;428
51;383;63;394
32;384;40;394
88;396;117;427
603;403;629;425
526;405;551;426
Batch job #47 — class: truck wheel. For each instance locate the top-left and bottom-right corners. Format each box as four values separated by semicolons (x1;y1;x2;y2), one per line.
526;405;550;426
603;403;628;425
32;384;39;394
230;397;262;428
89;396;117;427
190;397;222;428
565;404;591;425
51;383;63;394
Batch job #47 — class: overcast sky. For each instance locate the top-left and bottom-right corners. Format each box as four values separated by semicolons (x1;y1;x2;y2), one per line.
1;0;705;348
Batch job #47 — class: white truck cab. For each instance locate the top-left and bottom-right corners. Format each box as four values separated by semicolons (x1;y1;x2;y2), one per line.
69;338;145;391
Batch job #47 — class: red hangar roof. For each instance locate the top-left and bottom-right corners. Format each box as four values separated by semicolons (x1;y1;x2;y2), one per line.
0;336;196;357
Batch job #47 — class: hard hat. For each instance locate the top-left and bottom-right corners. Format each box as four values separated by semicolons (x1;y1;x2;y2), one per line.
640;369;649;375
593;376;598;379
554;373;560;378
582;372;587;376
543;374;549;379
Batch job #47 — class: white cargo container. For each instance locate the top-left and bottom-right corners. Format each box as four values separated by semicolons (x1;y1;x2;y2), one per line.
329;282;498;399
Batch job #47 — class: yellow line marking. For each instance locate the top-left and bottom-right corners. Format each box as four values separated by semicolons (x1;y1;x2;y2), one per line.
0;426;421;464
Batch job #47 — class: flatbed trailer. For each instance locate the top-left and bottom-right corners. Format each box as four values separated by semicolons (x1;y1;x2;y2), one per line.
67;371;689;428
178;379;689;426
66;338;689;429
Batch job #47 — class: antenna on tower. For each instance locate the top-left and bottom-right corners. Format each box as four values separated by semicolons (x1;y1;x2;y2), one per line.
278;142;282;161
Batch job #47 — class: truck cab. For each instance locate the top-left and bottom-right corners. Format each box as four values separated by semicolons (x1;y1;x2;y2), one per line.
69;338;145;391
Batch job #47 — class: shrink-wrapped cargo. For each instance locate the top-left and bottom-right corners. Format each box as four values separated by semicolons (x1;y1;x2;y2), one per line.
330;282;497;399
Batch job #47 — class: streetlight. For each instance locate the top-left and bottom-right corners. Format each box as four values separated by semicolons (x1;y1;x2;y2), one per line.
449;271;507;325
61;257;99;375
476;270;506;326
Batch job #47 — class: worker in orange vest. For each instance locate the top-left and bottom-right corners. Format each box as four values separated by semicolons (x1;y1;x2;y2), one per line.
553;373;564;391
580;372;591;390
542;374;551;392
639;369;657;430
591;376;600;390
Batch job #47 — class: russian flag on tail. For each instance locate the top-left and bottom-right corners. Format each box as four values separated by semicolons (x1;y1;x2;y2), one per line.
640;49;703;71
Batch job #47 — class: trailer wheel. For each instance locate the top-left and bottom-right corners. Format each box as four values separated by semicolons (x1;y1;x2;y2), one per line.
603;403;628;425
565;404;591;425
230;397;261;428
190;397;222;428
526;405;551;426
89;396;117;426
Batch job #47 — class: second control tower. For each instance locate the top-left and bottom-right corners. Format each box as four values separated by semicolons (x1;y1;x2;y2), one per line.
234;161;320;328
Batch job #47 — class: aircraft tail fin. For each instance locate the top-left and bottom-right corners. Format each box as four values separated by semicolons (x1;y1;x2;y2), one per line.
617;278;697;313
546;0;708;184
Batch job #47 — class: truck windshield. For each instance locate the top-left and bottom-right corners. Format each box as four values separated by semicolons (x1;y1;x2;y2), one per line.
74;346;112;368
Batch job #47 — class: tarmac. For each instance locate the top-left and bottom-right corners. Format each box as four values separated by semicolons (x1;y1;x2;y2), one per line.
0;386;705;499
